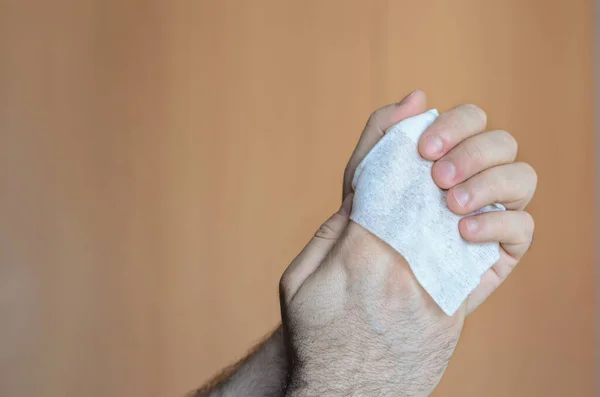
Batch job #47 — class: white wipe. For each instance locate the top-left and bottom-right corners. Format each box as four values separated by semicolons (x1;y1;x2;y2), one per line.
351;109;504;315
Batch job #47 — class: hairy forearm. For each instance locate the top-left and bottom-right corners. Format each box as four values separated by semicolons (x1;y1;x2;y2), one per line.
190;326;289;397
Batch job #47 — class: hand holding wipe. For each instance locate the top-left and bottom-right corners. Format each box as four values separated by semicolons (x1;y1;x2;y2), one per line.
351;109;504;315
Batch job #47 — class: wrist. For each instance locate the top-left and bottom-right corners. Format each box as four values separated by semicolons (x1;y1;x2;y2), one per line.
193;326;288;397
284;365;358;397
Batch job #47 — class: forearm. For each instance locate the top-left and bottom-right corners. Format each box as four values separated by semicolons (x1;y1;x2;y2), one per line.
190;326;289;397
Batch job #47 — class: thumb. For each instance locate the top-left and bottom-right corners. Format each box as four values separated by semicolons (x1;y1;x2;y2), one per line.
279;194;353;304
343;89;428;198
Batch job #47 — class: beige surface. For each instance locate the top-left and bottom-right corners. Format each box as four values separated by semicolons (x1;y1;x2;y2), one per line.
0;1;595;396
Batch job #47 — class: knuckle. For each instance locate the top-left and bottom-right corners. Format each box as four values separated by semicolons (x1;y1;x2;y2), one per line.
522;162;538;187
279;272;289;289
461;139;486;169
497;213;510;233
480;170;501;197
512;162;537;204
365;105;392;135
366;109;381;129
496;130;518;160
314;220;338;241
461;103;487;128
512;211;535;245
524;212;535;237
279;271;292;298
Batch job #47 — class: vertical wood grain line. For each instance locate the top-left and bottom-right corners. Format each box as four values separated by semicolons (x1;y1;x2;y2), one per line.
595;0;600;389
370;0;389;105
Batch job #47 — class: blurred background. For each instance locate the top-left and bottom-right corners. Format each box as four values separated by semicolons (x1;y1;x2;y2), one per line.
0;1;596;396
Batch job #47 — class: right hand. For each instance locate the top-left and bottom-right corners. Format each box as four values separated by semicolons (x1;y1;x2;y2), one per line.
280;201;464;396
280;90;535;396
280;91;459;396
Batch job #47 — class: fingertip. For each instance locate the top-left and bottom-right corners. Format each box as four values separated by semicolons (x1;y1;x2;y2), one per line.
431;160;456;190
446;187;470;215
398;88;427;108
413;88;427;101
419;134;445;160
345;91;428;199
411;88;427;107
458;218;469;240
459;216;479;241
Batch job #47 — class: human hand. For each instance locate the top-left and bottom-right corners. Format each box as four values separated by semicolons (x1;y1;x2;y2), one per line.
280;91;537;396
344;90;537;315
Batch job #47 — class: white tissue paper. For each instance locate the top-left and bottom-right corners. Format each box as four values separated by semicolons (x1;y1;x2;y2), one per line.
350;109;504;315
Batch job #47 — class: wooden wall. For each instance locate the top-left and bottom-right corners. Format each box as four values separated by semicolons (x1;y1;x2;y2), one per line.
0;1;595;395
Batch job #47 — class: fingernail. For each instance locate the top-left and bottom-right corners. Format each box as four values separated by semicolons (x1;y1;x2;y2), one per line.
340;193;354;216
425;135;444;155
397;89;417;105
453;187;469;207
466;218;478;233
436;160;455;182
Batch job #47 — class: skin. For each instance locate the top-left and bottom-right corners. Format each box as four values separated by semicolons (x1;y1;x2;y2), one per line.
190;328;288;397
193;90;537;397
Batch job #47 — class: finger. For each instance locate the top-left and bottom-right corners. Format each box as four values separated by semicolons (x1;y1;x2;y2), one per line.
463;210;535;315
447;162;538;214
431;129;518;189
419;104;488;161
343;89;427;198
459;210;535;259
279;194;353;303
466;251;518;315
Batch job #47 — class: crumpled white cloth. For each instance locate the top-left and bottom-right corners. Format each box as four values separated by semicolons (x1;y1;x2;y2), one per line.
350;109;504;315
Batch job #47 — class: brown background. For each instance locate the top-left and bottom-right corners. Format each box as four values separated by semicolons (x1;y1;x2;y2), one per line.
0;0;596;396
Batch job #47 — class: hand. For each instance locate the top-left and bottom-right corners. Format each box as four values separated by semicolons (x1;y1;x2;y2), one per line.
417;102;536;313
280;91;537;396
346;90;537;315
